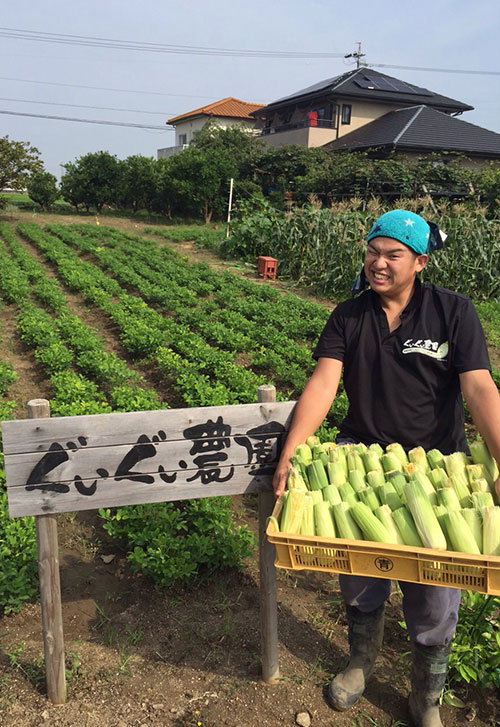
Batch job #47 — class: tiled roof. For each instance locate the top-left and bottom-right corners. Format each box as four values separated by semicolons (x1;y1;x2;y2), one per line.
168;97;264;124
259;68;472;114
324;105;500;158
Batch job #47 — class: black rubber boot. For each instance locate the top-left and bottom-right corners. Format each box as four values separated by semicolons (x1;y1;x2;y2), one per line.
327;603;385;711
408;642;451;727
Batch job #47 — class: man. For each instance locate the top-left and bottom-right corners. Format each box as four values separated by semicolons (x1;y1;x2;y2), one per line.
272;209;500;727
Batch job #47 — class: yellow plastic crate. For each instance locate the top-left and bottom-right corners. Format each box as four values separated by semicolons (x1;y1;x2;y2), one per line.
266;498;500;595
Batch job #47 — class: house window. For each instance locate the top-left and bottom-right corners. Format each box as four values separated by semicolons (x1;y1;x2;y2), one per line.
178;133;187;145
341;104;352;125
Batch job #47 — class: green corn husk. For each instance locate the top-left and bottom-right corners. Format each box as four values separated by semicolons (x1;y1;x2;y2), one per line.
286;466;308;491
433;505;453;550
362;450;383;473
392;507;424;547
358;486;381;512
461;508;483;552
386;442;408;466
351;501;391;542
470;477;490;494
267;515;280;533
300;493;315;536
408;446;429;472
332;502;363;541
466;462;491;488
310;489;323;505
290;455;310;487
381;452;403;473
471;491;495;509
444;452;468;485
307;459;329;490
339;482;359;508
312;443;329;467
426;448;445;471
322;484;342;507
482;506;500;555
374;504;404;544
385;471;407;501
442;511;481;554
469;439;499;484
306;435;320;450
353;442;368;454
313;501;336;538
368;443;384;457
366;470;386;488
428;467;450;490
348;469;366;492
329;446;348;477
378;484;404;511
347;450;366;475
404;480;447;550
294;443;313;466
408;469;438;506
450;473;472;508
436;487;461;511
280;489;306;534
327;461;347;487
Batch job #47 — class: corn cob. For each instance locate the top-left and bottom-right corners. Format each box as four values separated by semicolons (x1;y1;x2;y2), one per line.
436;487;461;511
482;506;500;555
441;511;481;554
427;448;445;471
307;459;329;490
381;452;403;473
313;501;336;538
351;501;391;542
358;486;381;512
408;446;429;471
294;443;313;466
469;439;499;484
300;493;315;536
348;469;366;492
460;508;483;552
287;466;308;491
322;484;342;507
392;506;423;546
332;502;363;541
327;461;347;487
362;450;383;473
280;489;306;534
366;470;386;488
404;480;447;549
374;505;404;544
386;442;408;465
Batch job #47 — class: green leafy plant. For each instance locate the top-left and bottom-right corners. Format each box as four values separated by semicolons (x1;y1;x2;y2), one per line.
0;491;38;614
99;498;254;587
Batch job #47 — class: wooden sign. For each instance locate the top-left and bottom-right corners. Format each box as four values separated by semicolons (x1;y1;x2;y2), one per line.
2;400;296;517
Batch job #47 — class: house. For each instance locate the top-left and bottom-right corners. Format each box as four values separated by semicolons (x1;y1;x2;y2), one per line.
324;104;500;166
157;97;263;159
251;68;472;149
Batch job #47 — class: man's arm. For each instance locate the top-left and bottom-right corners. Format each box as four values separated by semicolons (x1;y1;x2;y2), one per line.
459;369;500;496
272;357;343;496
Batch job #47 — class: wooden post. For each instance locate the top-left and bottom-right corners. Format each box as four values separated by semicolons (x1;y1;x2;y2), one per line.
257;385;280;683
29;399;66;704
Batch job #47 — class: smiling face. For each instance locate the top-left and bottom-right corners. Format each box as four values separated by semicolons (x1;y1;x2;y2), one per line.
364;236;429;301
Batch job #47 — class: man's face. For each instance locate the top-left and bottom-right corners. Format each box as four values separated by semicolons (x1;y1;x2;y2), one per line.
364;236;428;299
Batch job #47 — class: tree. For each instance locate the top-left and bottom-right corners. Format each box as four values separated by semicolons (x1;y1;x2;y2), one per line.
0;135;43;192
27;171;59;211
118;155;157;213
60;151;121;212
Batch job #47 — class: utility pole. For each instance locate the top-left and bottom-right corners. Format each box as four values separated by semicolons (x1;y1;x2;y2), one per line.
344;42;366;69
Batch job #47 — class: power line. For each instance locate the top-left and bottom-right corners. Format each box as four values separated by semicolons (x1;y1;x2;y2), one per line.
0;27;346;58
0;96;173;116
0;109;172;130
0;75;224;100
369;62;500;77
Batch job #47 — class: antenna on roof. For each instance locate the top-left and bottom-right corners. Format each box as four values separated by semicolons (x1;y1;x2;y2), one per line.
344;42;366;69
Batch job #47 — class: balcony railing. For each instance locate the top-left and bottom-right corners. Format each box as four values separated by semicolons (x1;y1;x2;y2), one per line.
261;118;335;135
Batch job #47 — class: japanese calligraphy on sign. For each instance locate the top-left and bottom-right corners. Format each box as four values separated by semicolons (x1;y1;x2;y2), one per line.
3;402;295;517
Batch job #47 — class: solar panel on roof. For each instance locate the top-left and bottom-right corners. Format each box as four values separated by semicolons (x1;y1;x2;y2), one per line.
354;73;432;96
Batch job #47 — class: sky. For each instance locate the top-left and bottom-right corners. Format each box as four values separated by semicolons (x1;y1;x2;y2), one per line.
1;0;500;180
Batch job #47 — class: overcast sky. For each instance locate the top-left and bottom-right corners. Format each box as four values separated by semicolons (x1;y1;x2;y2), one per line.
2;0;500;179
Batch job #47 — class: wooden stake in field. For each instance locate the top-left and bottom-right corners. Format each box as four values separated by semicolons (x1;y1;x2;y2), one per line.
29;398;66;705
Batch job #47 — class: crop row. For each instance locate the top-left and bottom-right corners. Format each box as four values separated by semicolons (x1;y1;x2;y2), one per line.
46;224;326;390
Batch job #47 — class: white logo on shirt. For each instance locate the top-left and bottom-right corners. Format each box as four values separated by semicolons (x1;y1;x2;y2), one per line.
402;339;448;360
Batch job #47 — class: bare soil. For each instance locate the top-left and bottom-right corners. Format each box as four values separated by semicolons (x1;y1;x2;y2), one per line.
0;208;499;727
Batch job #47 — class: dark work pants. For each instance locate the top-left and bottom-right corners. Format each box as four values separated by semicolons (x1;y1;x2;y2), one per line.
338;574;461;646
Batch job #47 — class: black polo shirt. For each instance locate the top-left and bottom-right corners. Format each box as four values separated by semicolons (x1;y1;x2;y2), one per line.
313;278;491;454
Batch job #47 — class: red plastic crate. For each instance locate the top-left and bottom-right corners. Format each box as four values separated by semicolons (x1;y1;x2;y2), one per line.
257;256;278;280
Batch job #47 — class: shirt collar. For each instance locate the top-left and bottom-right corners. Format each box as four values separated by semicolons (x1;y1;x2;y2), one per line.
370;275;423;317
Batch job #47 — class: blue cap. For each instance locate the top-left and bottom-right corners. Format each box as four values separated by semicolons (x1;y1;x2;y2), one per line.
366;209;431;255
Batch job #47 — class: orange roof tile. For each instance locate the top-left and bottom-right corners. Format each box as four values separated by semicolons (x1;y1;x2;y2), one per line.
167;97;264;124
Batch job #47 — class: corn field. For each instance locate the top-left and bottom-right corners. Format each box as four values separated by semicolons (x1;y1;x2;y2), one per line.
227;198;500;301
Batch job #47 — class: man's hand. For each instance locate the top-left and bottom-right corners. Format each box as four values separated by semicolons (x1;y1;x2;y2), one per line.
272;458;292;498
